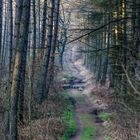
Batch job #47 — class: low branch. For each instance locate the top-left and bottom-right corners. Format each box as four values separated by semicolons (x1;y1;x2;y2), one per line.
67;17;137;45
121;64;140;95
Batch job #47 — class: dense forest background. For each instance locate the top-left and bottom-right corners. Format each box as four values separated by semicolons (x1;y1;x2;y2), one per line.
0;0;140;140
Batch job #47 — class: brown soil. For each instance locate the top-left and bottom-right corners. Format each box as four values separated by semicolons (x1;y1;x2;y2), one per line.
63;46;105;140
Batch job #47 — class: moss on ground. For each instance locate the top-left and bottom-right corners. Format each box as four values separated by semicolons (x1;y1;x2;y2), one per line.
105;135;112;140
80;114;97;140
99;112;110;121
61;93;77;140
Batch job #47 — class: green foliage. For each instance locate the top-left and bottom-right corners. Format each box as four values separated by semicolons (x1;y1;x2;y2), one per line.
105;135;112;140
80;115;97;140
99;112;110;121
62;93;77;140
81;126;97;140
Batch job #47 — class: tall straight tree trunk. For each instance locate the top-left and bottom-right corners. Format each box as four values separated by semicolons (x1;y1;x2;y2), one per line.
0;0;3;65
1;1;8;75
40;0;47;58
30;0;36;97
7;0;24;129
32;0;36;60
40;0;55;102
94;34;98;73
101;14;111;85
8;0;13;79
12;0;24;60
96;30;103;82
4;1;13;138
46;0;60;94
9;0;31;139
27;0;37;122
59;28;67;70
121;0;127;94
37;0;41;49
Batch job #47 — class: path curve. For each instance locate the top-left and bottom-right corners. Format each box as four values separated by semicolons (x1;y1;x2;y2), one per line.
63;46;105;140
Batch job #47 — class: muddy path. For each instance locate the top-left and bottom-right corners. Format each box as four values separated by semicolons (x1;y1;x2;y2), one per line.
68;89;104;140
63;47;105;140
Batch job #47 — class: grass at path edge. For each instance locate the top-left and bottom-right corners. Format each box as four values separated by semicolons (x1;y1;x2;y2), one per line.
61;92;77;140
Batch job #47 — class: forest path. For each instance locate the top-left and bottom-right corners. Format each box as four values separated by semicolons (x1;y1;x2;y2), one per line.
63;46;105;140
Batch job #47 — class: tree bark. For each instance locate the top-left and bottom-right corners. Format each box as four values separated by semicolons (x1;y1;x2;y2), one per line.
8;0;13;79
9;0;31;139
40;0;55;102
46;0;60;94
0;0;3;65
40;0;48;58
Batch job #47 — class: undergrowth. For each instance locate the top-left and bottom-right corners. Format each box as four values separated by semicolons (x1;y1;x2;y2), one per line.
62;93;77;140
99;112;110;121
80;114;97;140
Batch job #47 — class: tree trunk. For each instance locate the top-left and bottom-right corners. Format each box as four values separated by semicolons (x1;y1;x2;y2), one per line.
101;14;111;85
40;0;55;102
0;0;3;65
9;0;30;139
8;0;13;79
30;0;36;99
46;0;60;94
40;0;48;58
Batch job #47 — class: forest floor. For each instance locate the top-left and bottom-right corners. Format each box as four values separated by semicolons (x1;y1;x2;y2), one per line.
62;46;106;140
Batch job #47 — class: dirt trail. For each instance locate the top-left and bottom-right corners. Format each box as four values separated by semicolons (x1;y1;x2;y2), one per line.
69;89;104;140
63;46;105;140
